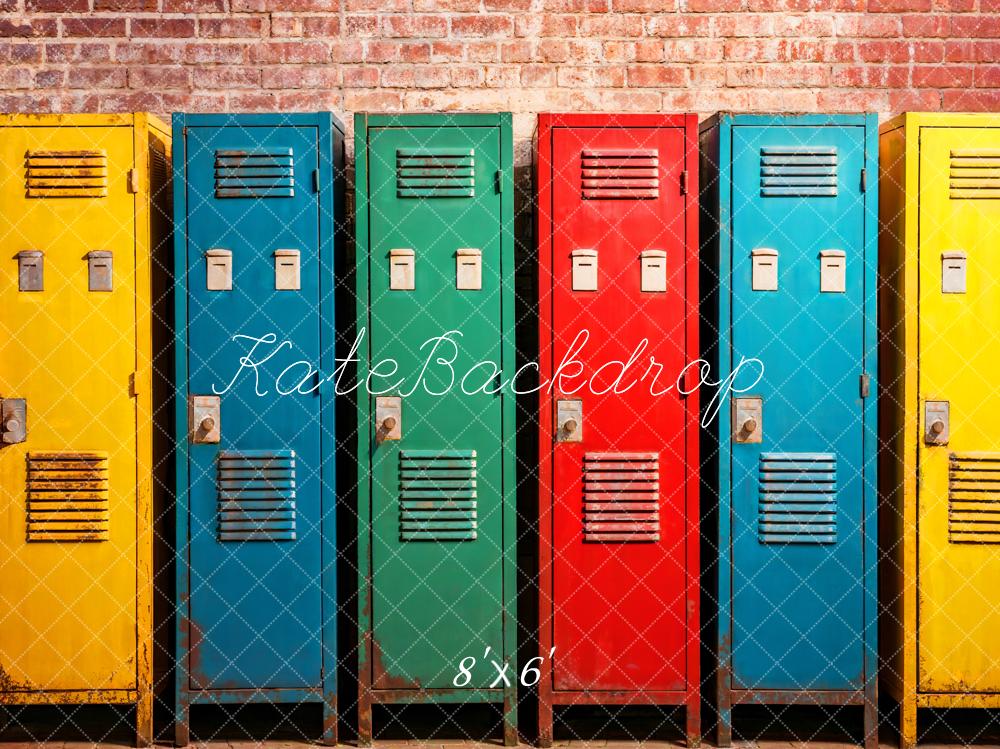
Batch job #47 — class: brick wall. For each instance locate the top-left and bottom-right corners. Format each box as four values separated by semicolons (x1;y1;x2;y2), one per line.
1;1;998;151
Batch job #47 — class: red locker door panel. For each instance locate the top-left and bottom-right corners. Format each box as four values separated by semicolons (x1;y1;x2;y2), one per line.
549;125;689;691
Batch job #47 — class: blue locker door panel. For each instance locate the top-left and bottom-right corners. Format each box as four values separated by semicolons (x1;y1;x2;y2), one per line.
729;124;867;691
185;125;323;689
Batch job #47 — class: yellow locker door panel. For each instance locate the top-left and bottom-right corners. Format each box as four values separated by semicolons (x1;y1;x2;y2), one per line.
0;124;137;691
918;125;1000;693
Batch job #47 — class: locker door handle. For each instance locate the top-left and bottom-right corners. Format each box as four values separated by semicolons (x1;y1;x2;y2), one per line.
376;396;402;443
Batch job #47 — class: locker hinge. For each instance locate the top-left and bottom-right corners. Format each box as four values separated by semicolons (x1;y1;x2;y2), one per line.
495;170;502;194
312;169;320;192
860;168;867;193
680;170;688;195
127;168;140;194
129;372;139;397
860;373;870;398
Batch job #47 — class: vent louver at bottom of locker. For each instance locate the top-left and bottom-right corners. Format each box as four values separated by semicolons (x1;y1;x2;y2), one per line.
399;450;477;541
582;452;660;542
26;452;109;542
949;453;1000;543
758;452;838;544
217;450;296;541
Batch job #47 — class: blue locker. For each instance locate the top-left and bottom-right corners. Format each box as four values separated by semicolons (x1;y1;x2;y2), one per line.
700;113;878;748
173;113;344;744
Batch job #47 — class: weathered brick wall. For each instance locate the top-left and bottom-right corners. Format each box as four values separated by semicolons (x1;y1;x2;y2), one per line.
1;1;998;149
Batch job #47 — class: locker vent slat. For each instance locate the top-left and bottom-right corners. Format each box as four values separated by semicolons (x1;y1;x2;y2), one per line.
582;452;660;542
215;149;294;198
217;450;296;541
25;150;108;198
949;149;1000;200
581;149;659;200
760;147;838;197
396;148;475;198
26;452;109;542
758;452;837;544
399;450;477;541
948;452;1000;542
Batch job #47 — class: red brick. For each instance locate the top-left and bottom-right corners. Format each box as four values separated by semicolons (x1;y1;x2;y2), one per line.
228;91;278;109
194;66;261;88
199;17;267;37
901;14;949;36
345;15;378;36
130;18;197;37
500;40;532;61
484;0;533;9
67;66;127;87
520;63;556;87
162;0;226;9
0;18;58;36
973;66;1000;87
868;0;930;9
330;41;364;61
627;64;687;87
95;0;157;9
466;40;500;61
383;14;448;37
913;64;974;87
63;18;128;37
430;41;465;61
686;0;743;9
342;65;380;86
249;41;330;63
858;40;910;62
26;0;88;9
942;88;1000;109
261;65;340;88
451;15;514;37
603;41;636;61
231;0;336;9
951;15;1000;37
34;68;66;87
413;0;478;9
450;65;484;86
129;65;191;88
302;16;342;35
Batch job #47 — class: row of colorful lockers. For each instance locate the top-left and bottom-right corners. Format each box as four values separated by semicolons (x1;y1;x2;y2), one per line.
1;111;997;749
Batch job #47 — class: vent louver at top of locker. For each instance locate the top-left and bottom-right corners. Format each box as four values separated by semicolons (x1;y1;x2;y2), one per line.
760;147;838;197
215;149;294;198
581;149;659;199
950;150;1000;199
26;150;108;198
397;149;475;198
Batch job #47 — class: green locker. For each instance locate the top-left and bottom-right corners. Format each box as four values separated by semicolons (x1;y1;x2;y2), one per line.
354;112;517;744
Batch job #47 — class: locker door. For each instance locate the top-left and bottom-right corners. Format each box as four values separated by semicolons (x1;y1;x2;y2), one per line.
728;124;867;690
366;124;505;689
0;124;137;690
918;126;1000;693
183;125;323;689
548;126;688;691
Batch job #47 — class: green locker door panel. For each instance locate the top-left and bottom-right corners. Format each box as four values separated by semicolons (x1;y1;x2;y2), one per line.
367;125;505;689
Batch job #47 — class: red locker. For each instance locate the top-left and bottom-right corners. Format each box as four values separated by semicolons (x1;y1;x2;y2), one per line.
536;113;700;746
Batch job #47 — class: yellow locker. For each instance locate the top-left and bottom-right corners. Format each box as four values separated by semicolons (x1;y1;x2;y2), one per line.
880;112;1000;749
0;113;170;746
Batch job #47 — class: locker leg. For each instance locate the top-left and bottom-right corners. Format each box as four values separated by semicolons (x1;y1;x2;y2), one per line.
716;688;732;748
358;683;373;748
863;680;878;749
685;698;701;748
900;696;917;749
321;694;338;746
503;688;518;747
136;688;154;748
537;695;553;748
174;702;190;748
